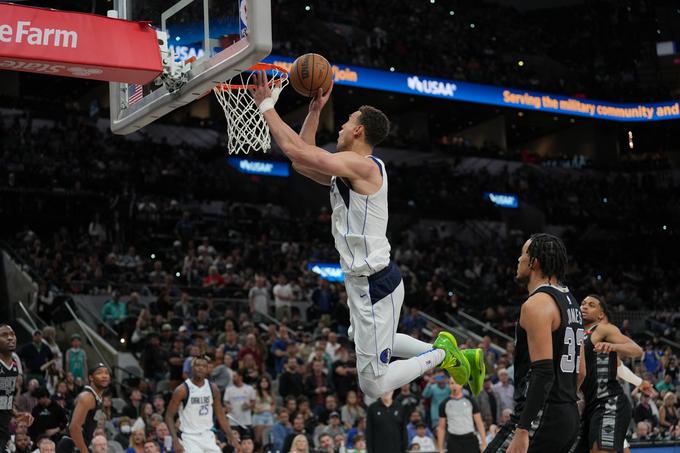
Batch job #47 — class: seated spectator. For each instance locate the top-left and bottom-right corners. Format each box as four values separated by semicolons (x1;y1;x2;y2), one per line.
633;393;658;427
316;433;334;453
101;292;127;330
13;433;32;453
340;391;365;429
90;435;107;453
659;393;679;432
270;408;293;453
288;433;310;453
655;373;676;394
406;410;432;444
223;370;256;431
278;358;305;399
282;414;312;453
28;387;67;443
410;422;435;452
321;412;345;440
143;440;160;453
115;417;133;449
126;429;146;453
345;417;366;449
252;376;275;445
492;368;514;413
631;421;654;441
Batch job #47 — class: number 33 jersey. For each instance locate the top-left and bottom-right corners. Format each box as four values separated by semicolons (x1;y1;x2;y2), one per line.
179;379;214;434
513;285;584;411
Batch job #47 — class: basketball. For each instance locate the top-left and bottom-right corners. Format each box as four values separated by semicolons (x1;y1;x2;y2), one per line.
289;53;333;97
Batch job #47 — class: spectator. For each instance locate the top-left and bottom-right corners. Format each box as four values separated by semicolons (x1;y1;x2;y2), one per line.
211;353;234;393
65;334;88;382
659;393;679;432
282;414;312;453
123;389;144;420
15;379;40;414
238;334;264;372
126;429;146;453
36;438;56;453
223;370;256;430
166;339;185;390
655;374;676;394
340;391;365;429
316;433;334;453
28;387;68;442
143;440;160;453
252;376;275;445
321;412;345;439
633;393;658;427
90;435;107;453
305;360;333;414
437;378;486;453
324;333;341;364
152;394;166;418
174;211;194;243
141;334;166;381
279;357;305;399
331;346;357;404
271;327;294;376
101;292;127;330
316;395;339;426
344;417;366;449
248;275;270;321
406;410;432;444
492;368;514;412
410;422;436;452
239;435;255;453
270;408;293;453
394;385;419;420
631;421;653;441
13;433;32;453
202;266;225;289
643;343;661;375
476;377;502;425
19;330;53;382
422;370;450;429
310;279;335;318
114;417;133;449
273;274;294;322
41;327;63;390
288;434;310;453
154;423;172;453
365;392;407;453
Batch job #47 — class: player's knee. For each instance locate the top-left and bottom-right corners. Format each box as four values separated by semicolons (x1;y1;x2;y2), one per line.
358;373;389;399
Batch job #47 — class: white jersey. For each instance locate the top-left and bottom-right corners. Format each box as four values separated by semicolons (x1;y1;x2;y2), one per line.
179;379;214;434
330;156;391;276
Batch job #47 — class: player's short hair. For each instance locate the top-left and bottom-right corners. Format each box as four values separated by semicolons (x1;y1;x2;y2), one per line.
358;105;390;147
528;233;568;281
586;294;611;320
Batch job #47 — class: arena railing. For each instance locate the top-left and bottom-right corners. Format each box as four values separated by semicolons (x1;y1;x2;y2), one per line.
417;309;507;355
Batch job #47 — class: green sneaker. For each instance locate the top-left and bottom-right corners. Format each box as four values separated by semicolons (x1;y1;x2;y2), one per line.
433;331;470;385
463;348;486;396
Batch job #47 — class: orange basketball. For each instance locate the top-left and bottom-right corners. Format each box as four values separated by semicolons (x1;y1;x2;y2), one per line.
289;53;333;97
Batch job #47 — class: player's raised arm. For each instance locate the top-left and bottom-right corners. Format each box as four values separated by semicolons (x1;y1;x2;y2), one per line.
211;383;240;453
165;384;187;453
250;72;375;180
300;85;333;146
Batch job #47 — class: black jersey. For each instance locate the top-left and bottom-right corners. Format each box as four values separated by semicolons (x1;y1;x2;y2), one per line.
514;285;584;411
0;357;19;438
581;324;622;408
77;386;102;445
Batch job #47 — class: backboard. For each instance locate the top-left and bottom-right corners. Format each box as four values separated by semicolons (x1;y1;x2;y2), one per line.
109;0;271;135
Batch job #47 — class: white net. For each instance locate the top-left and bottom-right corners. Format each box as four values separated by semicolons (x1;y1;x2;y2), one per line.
213;65;289;154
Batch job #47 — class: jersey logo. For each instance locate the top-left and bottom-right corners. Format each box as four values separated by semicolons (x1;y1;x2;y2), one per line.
380;348;392;364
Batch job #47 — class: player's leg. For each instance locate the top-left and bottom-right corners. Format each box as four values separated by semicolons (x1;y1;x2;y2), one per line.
591;395;631;453
392;333;433;357
202;431;225;453
483;422;517;453
527;403;580;453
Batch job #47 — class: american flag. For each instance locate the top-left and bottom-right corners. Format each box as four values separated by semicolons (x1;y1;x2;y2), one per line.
128;83;143;106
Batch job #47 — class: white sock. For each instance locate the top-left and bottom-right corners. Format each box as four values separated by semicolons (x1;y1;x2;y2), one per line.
359;349;446;398
392;333;433;358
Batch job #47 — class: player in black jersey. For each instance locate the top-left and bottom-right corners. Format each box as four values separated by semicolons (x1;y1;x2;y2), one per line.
485;234;584;453
576;295;643;453
56;363;110;453
0;325;34;453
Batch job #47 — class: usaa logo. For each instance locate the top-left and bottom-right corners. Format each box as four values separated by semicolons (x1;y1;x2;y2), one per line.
380;348;392;364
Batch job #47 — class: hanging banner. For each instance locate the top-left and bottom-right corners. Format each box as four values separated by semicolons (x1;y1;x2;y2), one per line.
0;4;162;84
264;54;680;123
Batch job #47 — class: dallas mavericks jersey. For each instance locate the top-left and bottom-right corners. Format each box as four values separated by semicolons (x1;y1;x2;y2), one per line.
330;156;391;276
179;379;214;434
582;325;622;408
514;285;584;412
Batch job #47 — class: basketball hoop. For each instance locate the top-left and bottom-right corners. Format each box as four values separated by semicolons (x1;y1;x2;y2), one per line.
213;63;289;154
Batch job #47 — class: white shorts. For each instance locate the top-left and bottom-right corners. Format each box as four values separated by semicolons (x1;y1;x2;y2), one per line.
345;261;404;376
180;431;222;453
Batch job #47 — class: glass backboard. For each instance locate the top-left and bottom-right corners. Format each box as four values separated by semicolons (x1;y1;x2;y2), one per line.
109;0;271;134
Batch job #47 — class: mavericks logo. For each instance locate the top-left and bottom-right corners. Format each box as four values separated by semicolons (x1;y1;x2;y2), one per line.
380;348;392;364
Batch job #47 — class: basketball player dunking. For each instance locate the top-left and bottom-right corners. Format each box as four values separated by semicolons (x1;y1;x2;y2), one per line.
250;73;485;399
0;325;33;453
165;356;240;453
575;295;643;453
485;234;584;453
57;362;110;453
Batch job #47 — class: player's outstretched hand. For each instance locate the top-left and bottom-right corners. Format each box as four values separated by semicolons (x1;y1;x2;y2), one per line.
639;380;658;397
249;71;273;107
15;412;34;426
594;342;616;354
309;80;333;113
